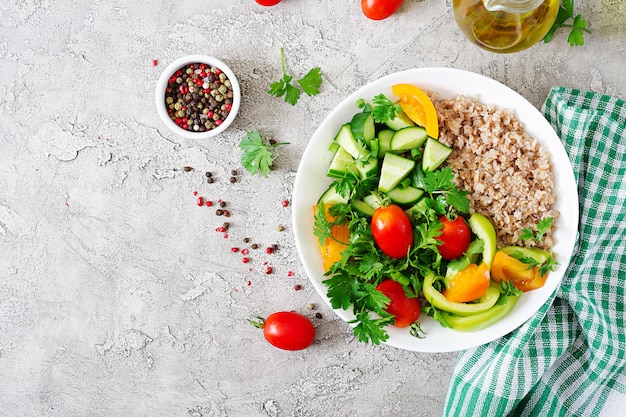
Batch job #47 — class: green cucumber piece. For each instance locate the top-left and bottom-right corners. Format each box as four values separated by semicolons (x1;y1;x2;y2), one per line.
468;213;497;268
390;126;428;152
364;191;384;210
327;146;358;179
356;155;379;180
353;199;375;217
378;153;416;193
499;246;551;264
384;110;415;131
328;141;340;153
334;124;370;160
377;129;394;158
318;183;348;205
351;112;376;142
422;137;452;172
388;186;424;206
423;274;501;316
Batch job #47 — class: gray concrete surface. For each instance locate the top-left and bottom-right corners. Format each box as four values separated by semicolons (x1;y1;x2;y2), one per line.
1;1;624;416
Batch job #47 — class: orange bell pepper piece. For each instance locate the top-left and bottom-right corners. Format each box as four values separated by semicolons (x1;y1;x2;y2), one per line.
314;205;350;272
442;262;491;303
391;83;439;139
491;251;548;292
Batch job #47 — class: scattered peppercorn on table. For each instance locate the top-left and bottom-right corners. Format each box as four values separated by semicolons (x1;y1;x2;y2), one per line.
1;1;624;416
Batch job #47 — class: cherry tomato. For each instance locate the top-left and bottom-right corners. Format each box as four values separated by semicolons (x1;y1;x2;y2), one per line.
443;262;491;302
436;215;471;260
376;279;420;327
361;0;404;20
372;204;414;259
252;311;315;351
255;0;281;6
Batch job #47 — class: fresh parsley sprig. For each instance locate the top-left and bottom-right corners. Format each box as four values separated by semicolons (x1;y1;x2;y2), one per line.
239;131;289;177
268;47;322;105
357;94;402;123
543;0;590;46
520;217;554;242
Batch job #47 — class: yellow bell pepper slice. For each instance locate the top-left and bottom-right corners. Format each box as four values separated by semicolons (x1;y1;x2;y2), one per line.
391;83;439;139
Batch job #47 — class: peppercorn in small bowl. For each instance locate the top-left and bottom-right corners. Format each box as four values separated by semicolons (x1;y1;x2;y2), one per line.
155;55;241;139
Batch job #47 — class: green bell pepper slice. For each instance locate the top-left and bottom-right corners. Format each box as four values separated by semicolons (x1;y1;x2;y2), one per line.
439;295;519;332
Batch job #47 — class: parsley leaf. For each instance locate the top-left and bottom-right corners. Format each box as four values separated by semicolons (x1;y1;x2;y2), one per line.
543;0;590;46
297;66;323;96
268;48;322;105
239;131;288;177
371;94;402;123
350;311;394;345
520;217;555;242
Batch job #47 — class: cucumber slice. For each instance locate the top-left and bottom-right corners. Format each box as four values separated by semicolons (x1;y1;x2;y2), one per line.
326;146;358;179
318;183;348;205
388;186;424;205
390;126;428;152
468;213;497;268
356;155;379;180
378;153;416;193
328;141;340;153
377;129;394;158
364;191;384;210
384;110;415;131
422;137;452;172
334;124;370;160
351;112;376;142
353;199;375;217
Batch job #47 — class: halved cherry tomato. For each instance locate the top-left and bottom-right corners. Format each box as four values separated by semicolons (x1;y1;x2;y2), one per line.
251;311;315;351
391;83;439;139
376;279;420;327
314;205;350;271
372;204;413;259
361;0;404;20
255;0;281;6
491;251;548;292
436;215;472;260
442;262;491;303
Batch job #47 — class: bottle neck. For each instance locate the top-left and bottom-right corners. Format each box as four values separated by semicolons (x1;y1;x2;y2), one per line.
483;0;544;13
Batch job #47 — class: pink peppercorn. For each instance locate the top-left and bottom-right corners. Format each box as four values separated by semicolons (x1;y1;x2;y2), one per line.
242;257;249;264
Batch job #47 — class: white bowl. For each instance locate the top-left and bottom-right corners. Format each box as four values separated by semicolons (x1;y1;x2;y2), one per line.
155;55;241;139
292;67;579;353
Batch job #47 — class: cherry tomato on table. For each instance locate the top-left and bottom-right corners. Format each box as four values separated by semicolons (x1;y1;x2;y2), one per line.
371;204;414;259
361;0;404;20
250;311;315;351
376;279;420;327
255;0;281;6
436;215;471;260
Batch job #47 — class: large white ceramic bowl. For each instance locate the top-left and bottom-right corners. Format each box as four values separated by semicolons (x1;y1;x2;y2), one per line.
155;55;240;139
292;67;579;353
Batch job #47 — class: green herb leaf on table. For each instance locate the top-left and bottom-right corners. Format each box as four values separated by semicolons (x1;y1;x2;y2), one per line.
239;131;288;177
268;48;322;105
543;0;590;46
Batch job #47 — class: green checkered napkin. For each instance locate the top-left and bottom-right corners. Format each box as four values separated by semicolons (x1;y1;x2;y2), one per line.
444;87;626;417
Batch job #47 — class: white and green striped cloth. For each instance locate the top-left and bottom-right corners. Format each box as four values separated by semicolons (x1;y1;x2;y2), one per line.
444;87;626;417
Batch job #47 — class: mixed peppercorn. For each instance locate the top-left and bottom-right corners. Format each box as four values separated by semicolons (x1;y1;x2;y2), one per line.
165;63;234;133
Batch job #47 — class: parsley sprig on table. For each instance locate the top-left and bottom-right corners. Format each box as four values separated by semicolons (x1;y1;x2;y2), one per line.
268;47;322;105
239;131;289;177
543;0;591;46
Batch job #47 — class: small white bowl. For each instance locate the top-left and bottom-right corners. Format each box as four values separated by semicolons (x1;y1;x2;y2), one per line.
155;55;241;139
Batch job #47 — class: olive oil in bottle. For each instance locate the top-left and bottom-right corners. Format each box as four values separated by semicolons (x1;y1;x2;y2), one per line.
453;0;560;53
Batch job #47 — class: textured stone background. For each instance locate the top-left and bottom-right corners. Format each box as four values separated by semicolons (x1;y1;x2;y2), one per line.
1;1;624;416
